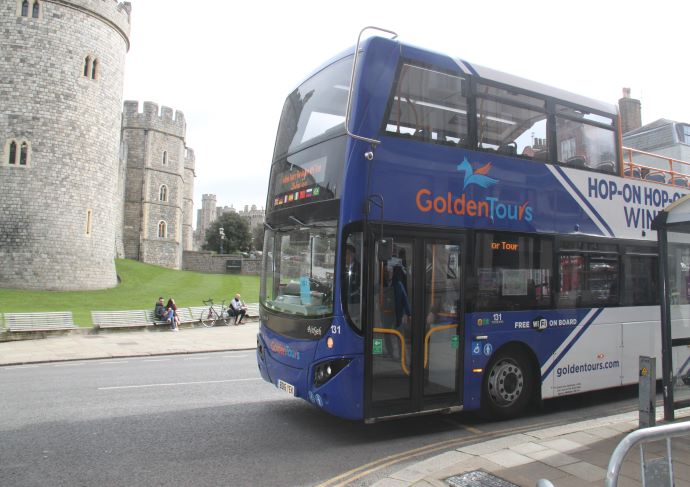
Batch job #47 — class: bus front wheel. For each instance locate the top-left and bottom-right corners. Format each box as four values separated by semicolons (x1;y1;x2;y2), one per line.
482;348;534;419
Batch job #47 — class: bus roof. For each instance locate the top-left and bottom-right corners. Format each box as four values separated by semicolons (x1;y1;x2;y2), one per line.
295;35;618;117
454;57;617;116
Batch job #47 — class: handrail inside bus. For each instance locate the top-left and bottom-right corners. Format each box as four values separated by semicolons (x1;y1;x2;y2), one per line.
345;26;398;148
373;327;409;375
373;324;460;375
424;324;459;368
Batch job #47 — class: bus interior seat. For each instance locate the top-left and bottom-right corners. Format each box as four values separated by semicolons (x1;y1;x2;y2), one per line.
673;176;689;188
623;167;642;179
596;160;616;173
497;142;517;155
645;171;667;183
566;156;587;168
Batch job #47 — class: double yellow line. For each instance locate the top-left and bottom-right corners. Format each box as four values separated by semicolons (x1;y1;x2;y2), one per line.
315;420;549;487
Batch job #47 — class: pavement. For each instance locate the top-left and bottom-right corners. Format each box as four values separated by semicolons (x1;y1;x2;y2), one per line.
1;324;689;487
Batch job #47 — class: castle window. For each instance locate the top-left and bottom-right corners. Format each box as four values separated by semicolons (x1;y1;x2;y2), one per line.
6;139;30;166
159;184;168;202
85;209;93;236
162;151;168;165
21;0;28;16
8;141;17;165
91;59;98;80
83;56;91;77
158;221;168;238
19;142;28;165
32;0;40;18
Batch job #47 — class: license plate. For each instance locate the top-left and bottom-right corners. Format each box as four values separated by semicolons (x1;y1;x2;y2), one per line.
277;379;295;396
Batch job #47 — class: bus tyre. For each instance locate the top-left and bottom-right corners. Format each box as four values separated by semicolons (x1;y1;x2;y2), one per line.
482;349;534;419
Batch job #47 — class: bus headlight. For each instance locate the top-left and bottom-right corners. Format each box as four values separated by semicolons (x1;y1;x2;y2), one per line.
313;358;350;387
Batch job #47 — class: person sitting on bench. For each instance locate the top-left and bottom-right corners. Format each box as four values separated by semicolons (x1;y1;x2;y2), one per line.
154;296;177;331
229;293;247;324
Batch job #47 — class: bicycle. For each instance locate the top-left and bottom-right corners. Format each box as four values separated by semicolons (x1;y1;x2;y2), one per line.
200;298;230;327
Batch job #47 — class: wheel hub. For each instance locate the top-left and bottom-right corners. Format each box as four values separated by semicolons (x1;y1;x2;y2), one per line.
487;359;524;406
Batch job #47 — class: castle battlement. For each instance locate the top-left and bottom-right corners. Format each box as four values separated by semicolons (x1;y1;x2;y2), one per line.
62;0;131;48
122;100;186;138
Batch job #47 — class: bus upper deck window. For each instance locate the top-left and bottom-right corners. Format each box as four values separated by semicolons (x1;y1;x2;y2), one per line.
385;65;468;147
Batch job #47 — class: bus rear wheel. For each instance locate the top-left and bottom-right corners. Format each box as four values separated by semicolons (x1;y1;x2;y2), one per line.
482;349;534;419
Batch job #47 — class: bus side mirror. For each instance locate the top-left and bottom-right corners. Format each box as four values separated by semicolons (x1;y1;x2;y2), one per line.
378;238;393;261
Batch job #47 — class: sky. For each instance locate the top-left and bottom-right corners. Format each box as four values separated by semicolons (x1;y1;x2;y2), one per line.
122;0;690;224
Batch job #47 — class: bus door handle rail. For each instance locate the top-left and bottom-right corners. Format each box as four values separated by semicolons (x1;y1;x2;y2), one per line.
424;324;459;369
373;324;460;374
373;327;409;375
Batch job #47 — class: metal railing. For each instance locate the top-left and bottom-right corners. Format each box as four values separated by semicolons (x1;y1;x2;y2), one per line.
605;420;690;487
622;146;690;187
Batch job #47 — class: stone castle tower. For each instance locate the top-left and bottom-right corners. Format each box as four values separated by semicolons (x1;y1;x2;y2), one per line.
194;194;217;250
0;0;131;290
121;101;195;269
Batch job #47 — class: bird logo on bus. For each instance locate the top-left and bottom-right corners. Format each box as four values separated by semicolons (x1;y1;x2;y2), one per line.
457;157;498;189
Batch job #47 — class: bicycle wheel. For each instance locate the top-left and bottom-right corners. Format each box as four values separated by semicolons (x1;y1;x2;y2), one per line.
200;308;216;327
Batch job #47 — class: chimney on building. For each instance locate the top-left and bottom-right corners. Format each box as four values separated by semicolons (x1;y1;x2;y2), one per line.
618;87;642;134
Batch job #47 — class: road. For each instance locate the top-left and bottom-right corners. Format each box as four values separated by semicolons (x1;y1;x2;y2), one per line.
0;352;641;486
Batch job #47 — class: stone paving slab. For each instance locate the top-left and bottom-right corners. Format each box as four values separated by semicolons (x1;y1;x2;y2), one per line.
0;323;259;365
373;409;690;487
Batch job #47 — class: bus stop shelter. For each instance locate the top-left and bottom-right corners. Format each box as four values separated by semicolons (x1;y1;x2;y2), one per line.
653;194;690;420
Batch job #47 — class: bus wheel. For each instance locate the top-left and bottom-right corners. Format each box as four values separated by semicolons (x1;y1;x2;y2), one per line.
482;349;534;419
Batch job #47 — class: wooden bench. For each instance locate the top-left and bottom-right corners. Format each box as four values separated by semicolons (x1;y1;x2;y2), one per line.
176;307;198;324
145;308;199;327
4;312;77;332
144;310;175;327
244;303;259;320
92;310;151;329
189;305;218;323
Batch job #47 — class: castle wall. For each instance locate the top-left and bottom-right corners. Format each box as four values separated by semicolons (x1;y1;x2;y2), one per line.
182;251;261;275
0;0;130;290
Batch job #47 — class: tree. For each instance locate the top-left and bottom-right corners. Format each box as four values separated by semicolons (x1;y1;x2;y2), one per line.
203;212;251;254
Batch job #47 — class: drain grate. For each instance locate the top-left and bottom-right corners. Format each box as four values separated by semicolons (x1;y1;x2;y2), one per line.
446;470;520;487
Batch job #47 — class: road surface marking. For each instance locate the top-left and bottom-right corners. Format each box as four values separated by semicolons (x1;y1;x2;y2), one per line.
98;378;261;390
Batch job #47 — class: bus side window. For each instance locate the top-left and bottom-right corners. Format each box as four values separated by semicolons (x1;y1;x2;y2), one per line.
469;232;553;312
622;254;659;306
558;252;619;308
343;233;363;331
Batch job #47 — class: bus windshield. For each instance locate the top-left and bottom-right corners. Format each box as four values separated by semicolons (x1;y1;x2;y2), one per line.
261;222;337;318
273;56;352;158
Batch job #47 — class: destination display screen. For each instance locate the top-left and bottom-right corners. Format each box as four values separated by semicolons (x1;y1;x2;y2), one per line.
269;136;345;210
272;156;327;207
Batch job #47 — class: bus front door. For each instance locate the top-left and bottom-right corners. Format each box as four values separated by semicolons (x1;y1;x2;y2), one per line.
366;234;464;421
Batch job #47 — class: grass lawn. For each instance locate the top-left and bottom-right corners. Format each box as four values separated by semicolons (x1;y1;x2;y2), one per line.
0;259;260;327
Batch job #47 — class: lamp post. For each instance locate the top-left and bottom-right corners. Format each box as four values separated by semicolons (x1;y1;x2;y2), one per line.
219;227;225;254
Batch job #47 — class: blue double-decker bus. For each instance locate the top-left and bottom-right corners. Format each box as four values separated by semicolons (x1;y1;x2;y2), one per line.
256;29;688;422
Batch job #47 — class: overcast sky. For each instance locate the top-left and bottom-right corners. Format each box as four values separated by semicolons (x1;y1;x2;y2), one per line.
122;0;689;223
